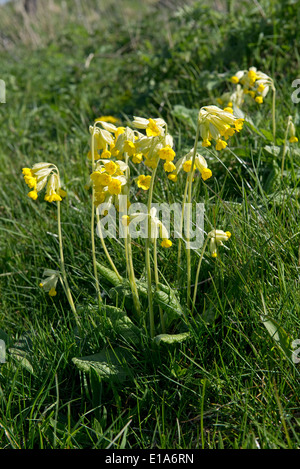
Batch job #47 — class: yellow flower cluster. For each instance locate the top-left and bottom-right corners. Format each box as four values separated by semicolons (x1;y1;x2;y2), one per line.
198;105;244;151
22;163;67;202
230;66;273;104
89;116;177;200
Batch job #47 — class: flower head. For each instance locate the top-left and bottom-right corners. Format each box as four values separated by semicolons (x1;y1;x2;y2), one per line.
22;163;66;203
198;105;244;150
136;174;152;191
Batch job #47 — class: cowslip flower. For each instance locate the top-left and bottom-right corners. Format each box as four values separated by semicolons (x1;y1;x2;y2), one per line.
136;174;152;191
208;229;231;258
39;269;60;296
22;163;66;202
288;119;298;143
132;116;167;137
158;145;176;161
90;125;114;150
198;105;244;150
95;115;119;124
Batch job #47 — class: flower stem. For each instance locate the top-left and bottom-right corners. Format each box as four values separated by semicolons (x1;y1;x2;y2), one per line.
186;123;200;308
91;127;102;304
96;209;122;282
153;238;166;333
272;84;276;144
192;236;209;313
124;153;141;316
281;115;291;179
146;166;158;338
177;175;189;283
57;200;80;325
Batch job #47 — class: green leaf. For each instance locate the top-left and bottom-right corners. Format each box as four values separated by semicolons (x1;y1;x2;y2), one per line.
264;145;281;156
172;105;198;130
96;262;123;286
260;315;294;361
104;305;141;344
72;347;128;381
154;332;189;346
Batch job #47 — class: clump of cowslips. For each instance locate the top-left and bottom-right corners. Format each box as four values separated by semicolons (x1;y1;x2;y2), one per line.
230;66;274;104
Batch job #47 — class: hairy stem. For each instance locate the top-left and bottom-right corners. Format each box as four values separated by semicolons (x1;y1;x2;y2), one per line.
186;123;200;308
57;200;79;325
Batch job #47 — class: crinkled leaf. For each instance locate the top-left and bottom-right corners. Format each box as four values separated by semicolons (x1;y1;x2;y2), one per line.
9;348;34;374
264;145;281;156
154;332;189;346
96;262;123;286
72;347;128;381
104;305;141;344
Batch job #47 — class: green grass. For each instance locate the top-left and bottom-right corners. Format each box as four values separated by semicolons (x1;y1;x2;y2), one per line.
0;0;300;449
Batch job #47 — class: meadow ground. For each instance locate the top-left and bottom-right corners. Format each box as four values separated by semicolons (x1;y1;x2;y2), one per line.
0;0;299;449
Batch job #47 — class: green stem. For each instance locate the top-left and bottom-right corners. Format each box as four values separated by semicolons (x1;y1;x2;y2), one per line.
90;127;102;304
57;200;80;325
153;238;166;333
272;84;276;144
177;175;189;283
146;166;158;338
281;116;291;179
186;123;200;308
123;152;141;316
96;209;122;282
124;224;141;316
192;236;209;313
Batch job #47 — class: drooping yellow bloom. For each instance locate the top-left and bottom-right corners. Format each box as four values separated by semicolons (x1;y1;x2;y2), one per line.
95;115;119;124
158;145;176;161
107;178;122;195
255;96;263;104
132;153;143;164
288;119;298;143
132;116;166;137
104;161;118;176
136;174;152;191
39;269;60;297
163;161;176;173
124;140;136;156
161;238;172;248
208;230;231;258
44;173;65;203
91;171;112;186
